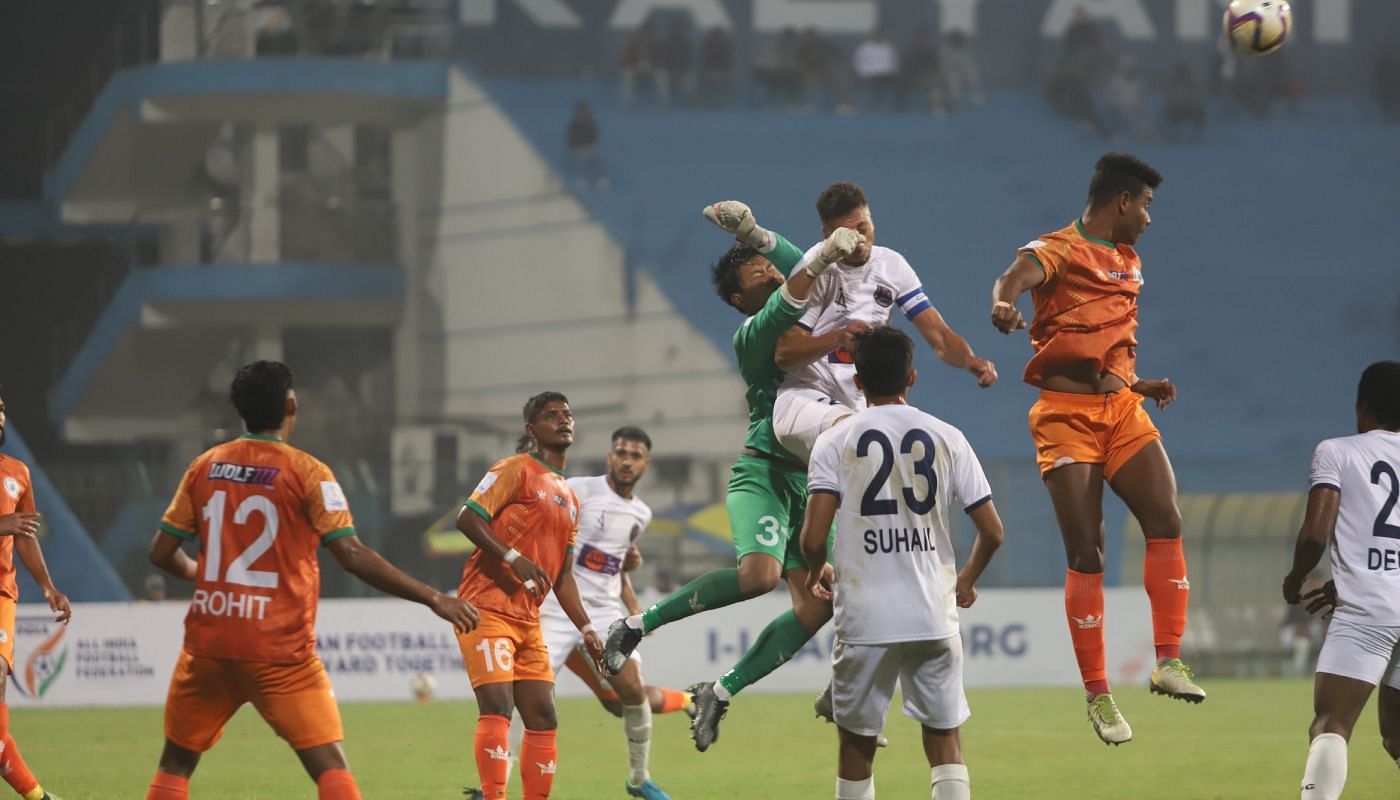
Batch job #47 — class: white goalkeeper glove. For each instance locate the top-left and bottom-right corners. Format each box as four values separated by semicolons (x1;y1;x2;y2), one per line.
801;227;864;278
702;200;775;251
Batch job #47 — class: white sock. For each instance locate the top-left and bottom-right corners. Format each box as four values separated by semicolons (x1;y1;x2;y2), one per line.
931;763;971;800
836;776;875;800
625;614;645;631
622;702;652;785
712;682;732;702
1301;733;1348;799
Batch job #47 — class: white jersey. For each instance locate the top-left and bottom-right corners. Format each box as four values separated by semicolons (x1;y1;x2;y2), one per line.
1312;429;1400;624
779;244;933;410
561;474;651;603
808;404;992;644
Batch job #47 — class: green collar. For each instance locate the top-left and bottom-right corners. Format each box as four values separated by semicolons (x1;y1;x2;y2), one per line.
239;433;284;442
1076;218;1118;250
530;451;567;476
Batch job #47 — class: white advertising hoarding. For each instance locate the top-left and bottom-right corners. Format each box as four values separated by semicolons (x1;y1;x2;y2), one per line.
7;589;1154;708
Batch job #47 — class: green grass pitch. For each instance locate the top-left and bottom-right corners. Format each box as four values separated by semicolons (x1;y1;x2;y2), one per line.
12;679;1395;798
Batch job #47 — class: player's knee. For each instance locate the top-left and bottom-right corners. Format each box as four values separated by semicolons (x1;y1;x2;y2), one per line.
1140;506;1182;539
1310;715;1353;741
792;592;833;631
521;706;559;731
1065;545;1104;573
737;560;781;596
158;741;201;777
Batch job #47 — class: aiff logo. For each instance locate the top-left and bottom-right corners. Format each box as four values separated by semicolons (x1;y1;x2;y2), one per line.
9;616;69;699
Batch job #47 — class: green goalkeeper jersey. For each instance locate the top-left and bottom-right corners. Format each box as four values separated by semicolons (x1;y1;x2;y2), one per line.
733;233;807;460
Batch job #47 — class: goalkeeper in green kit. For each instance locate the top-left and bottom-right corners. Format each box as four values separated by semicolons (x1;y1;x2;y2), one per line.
603;201;866;751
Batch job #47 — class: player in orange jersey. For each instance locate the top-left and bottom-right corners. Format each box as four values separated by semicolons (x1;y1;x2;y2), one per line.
990;153;1204;746
457;392;602;800
143;362;478;800
0;387;71;800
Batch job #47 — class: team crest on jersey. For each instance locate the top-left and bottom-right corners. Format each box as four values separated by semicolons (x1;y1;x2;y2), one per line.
2;477;18;499
873;285;894;308
208;462;280;488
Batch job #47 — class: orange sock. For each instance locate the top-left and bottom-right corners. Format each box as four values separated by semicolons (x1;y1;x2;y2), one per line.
657;688;690;714
0;706;39;797
473;714;511;799
146;771;189;800
1065;569;1108;696
316;767;360;800
519;728;558;800
1144;538;1190;660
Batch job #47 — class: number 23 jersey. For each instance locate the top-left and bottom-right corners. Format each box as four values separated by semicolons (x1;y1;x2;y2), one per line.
808;404;991;645
1312;429;1400;624
160;434;356;663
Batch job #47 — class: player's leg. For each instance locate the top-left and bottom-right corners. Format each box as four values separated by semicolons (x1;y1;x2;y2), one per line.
831;640;898;800
1105;425;1203;703
565;647;624;716
512;624;561;800
1379;648;1400;768
773;388;855;463
148;651;243;799
0;602;53;800
249;657;359;799
606;658;672;799
1301;618;1395;798
459;612;522;799
901;638;971;800
604;459;793;672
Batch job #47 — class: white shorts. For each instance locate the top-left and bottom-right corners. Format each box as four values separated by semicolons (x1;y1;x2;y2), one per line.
772;387;857;462
1315;613;1400;690
832;635;971;737
540;595;639;674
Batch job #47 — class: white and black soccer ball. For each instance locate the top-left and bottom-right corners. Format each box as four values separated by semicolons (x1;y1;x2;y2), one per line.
410;671;437;703
1224;0;1292;56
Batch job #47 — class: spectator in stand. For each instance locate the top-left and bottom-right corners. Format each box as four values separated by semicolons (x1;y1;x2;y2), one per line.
662;19;695;107
1378;42;1400;121
1063;5;1101;66
566;102;607;189
697;25;734;107
797;26;836;110
1161;61;1206;143
1103;54;1153;141
620;21;661;105
902;27;947;114
145;574;168;602
755;28;804;108
253;0;298;56
941;30;984;110
853;28;900;111
1046;53;1108;137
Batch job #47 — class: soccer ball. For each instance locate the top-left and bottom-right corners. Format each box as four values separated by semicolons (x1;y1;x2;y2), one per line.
1224;0;1292;56
410;671;437;703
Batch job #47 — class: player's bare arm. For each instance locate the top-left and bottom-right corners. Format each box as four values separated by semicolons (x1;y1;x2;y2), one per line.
553;551;604;664
326;534;479;633
800;491;840;601
17;532;70;623
989;253;1045;333
909;306;997;387
775;322;869;372
456;503;552;598
955;501;1006;608
0;512;40;539
1282;485;1342;605
148;530;199;582
1131;378;1178;409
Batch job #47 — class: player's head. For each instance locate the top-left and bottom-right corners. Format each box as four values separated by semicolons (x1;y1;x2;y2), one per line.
817;181;874;266
851;327;917;401
1086;153;1160;245
712;245;784;315
230;361;297;437
607;425;653;491
1357;361;1400;433
524;391;573;451
514;434;535;454
0;383;7;447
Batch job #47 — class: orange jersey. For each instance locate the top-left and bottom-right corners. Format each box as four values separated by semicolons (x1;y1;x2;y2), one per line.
0;455;35;601
458;453;578;623
1018;220;1144;388
160;434;355;664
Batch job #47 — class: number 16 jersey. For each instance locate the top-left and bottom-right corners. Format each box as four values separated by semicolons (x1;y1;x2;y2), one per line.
808;404;991;645
160;434;356;663
1311;429;1400;625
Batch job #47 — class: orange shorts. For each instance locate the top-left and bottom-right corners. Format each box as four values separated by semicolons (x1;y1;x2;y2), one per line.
164;649;343;753
0;598;14;671
1028;388;1160;480
457;609;553;688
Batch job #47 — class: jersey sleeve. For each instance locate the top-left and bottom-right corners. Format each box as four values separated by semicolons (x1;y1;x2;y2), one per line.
1018;236;1065;282
794;244;831;331
888;251;934;320
950;432;994;513
807;430;842;498
159;460;201;541
464;457;525;522
302;460;356;544
15;465;35;515
1309;440;1344;493
735;280;807;379
762;232;805;274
